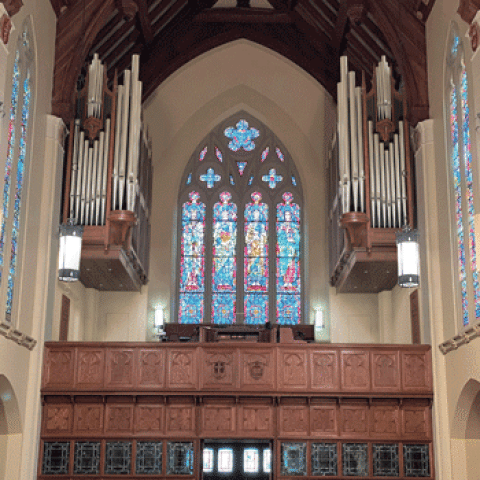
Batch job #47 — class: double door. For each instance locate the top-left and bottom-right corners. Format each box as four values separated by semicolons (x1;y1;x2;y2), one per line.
202;441;271;480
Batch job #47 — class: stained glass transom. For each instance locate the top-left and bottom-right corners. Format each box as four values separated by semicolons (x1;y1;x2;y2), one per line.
74;441;100;474
167;442;194;475
281;442;307;476
105;441;132;474
178;115;303;325
311;443;337;476
342;443;368;477
136;441;162;474
243;448;259;473
203;448;214;473
447;26;480;326
42;442;70;474
403;444;429;477
373;444;399;477
219;448;234;472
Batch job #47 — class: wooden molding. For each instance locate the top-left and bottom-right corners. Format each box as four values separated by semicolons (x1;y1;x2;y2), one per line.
1;12;11;44
1;0;22;17
116;0;138;20
458;0;480;24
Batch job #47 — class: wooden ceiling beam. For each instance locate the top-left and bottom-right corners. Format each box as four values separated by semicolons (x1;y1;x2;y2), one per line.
151;0;188;35
194;7;293;23
333;0;348;55
95;17;135;59
135;0;154;43
297;0;334;36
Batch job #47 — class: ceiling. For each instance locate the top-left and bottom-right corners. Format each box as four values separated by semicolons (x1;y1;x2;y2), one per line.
50;0;435;124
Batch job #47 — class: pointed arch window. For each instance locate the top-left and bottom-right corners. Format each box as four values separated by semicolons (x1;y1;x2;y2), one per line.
177;114;303;324
1;19;35;325
445;22;480;327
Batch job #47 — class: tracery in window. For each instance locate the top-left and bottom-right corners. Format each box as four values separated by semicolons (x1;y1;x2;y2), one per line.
446;22;480;327
177;113;303;324
1;19;35;324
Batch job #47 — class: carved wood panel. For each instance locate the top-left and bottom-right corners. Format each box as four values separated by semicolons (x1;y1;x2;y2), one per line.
44;349;75;389
278;350;308;390
105;404;134;434
136;349;165;389
167;349;197;390
310;405;337;437
310;351;339;390
341;351;370;391
370;404;399;437
279;405;309;436
202;349;236;390
340;403;369;437
240;350;275;390
166;405;195;435
135;405;164;434
73;403;104;435
402;351;432;392
238;405;273;436
105;349;135;388
76;349;105;389
202;405;236;435
402;404;430;438
43;404;73;434
372;351;400;391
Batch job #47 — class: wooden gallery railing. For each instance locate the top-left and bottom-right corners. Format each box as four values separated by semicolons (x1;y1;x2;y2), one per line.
329;56;415;293
63;54;152;291
39;342;434;479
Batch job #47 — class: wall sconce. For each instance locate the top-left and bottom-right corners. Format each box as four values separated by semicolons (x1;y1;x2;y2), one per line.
154;306;166;340
313;306;330;343
58;220;83;282
396;226;419;288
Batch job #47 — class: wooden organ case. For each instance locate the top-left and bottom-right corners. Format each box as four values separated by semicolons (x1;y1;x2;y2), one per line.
329;57;415;293
62;54;152;291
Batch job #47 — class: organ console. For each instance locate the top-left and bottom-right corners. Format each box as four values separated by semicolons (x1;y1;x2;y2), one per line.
330;56;415;293
62;54;152;291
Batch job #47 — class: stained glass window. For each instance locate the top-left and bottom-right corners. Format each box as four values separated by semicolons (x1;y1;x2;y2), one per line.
212;192;237;324
311;443;337;476
281;442;307;476
243;448;259;473
263;449;271;473
1;19;34;324
446;23;480;327
203;448;214;472
177;114;302;324
179;192;205;323
403;444;429;477
218;448;234;472
167;442;194;475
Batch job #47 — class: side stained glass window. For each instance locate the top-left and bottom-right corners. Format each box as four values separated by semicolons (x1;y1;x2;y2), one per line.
1;19;35;324
446;23;480;327
177;113;303;324
212;192;237;324
179;192;205;324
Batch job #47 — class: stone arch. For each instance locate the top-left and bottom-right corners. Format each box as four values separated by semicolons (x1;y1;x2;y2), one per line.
0;375;22;479
452;378;480;439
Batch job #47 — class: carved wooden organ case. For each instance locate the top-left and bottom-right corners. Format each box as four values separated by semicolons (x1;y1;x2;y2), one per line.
62;54;152;291
329;56;415;293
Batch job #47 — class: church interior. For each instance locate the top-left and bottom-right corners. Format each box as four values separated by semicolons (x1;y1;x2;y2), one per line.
1;0;480;478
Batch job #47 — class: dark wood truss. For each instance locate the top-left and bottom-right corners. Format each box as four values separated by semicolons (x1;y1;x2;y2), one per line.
49;0;437;125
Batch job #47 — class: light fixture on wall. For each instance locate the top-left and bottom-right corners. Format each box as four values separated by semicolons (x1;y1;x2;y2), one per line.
396;226;419;288
58;220;83;282
313;306;330;343
154;305;166;340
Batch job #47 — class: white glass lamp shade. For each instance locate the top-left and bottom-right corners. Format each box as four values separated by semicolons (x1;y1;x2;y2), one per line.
396;228;419;288
154;306;164;329
58;223;83;282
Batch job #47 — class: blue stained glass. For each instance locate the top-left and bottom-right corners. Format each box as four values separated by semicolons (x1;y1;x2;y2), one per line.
215;146;223;162
248;176;254;185
262;168;283;189
186;173;192;185
276;147;285;162
277;294;301;325
450;82;469;325
212;293;236;325
179;192;205;323
230;174;235;185
224;119;260;152
261;147;269;162
200;168;221;188
460;67;480;321
237;162;247;176
6;71;30;316
199;146;207;161
245;193;268;293
179;293;203;323
244;293;268;324
0;50;20;277
292;175;297;186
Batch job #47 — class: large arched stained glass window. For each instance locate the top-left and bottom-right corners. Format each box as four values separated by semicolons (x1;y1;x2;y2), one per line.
177;113;303;325
446;22;480;327
1;19;35;325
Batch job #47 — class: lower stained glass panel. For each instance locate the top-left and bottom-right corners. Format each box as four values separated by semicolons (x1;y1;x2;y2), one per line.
277;294;301;325
42;441;70;475
281;442;307;476
244;293;268;324
311;443;337;476
136;441;162;474
179;293;203;324
373;444;399;477
403;444;429;477
74;441;100;474
343;443;368;477
212;293;235;324
105;441;132;474
167;442;194;475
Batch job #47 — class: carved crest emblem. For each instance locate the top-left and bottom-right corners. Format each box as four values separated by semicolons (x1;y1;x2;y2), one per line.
249;361;264;380
213;361;226;379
